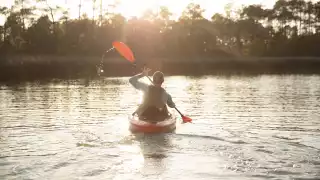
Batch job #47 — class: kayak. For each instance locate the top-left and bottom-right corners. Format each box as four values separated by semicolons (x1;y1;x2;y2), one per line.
128;114;176;133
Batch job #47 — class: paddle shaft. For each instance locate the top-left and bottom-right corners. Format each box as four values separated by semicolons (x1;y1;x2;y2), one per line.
174;107;184;117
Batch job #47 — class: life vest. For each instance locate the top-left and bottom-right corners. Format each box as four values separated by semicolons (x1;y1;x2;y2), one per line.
134;85;169;117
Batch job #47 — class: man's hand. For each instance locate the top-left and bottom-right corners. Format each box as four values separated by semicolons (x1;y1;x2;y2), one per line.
142;67;151;76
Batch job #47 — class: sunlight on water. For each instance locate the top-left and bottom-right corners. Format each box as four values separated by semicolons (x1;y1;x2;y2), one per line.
0;75;320;180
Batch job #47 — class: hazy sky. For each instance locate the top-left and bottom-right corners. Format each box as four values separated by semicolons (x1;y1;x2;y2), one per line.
0;0;275;24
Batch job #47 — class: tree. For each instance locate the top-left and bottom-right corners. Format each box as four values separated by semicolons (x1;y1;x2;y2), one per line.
241;5;267;22
0;0;320;58
180;3;205;21
315;2;320;33
25;15;55;53
0;7;10;43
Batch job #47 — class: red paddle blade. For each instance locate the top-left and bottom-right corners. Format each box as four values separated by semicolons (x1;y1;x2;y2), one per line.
182;115;192;123
112;41;135;62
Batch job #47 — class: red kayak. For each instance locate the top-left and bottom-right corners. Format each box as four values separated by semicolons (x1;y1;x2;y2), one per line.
128;114;176;133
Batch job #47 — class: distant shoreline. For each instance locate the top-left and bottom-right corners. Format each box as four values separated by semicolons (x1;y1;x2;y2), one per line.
1;55;320;82
1;55;320;63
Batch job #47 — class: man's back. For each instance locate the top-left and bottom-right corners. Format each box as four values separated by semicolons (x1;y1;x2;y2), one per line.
129;69;176;120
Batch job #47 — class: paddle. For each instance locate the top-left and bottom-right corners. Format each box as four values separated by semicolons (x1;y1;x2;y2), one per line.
112;41;192;123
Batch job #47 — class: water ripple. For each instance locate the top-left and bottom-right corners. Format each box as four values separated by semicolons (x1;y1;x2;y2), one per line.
0;75;320;179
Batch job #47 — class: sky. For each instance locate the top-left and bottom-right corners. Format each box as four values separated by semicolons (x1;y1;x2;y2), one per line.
0;0;275;25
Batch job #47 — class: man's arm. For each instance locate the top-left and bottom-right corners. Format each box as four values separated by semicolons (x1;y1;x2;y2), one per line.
166;94;176;108
129;73;148;91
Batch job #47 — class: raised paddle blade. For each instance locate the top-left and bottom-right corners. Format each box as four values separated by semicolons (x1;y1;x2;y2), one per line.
182;115;192;123
112;41;135;63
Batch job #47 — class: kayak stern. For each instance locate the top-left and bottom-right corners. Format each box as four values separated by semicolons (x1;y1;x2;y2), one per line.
128;114;176;133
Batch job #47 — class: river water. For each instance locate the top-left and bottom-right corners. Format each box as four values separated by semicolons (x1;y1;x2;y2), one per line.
0;75;319;180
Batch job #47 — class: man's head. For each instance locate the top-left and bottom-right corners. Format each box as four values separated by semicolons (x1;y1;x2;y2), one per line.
152;71;164;86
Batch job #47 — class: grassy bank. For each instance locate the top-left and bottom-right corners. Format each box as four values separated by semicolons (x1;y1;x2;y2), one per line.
1;55;320;82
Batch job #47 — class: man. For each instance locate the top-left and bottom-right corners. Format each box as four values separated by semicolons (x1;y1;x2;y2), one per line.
129;67;176;122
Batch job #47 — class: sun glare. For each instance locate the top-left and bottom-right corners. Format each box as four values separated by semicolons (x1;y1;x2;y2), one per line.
116;0;157;18
115;0;226;20
0;0;276;25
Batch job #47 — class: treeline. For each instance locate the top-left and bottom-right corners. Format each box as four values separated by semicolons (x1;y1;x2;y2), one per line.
0;0;320;59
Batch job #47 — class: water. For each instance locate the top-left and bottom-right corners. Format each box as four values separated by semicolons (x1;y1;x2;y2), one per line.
0;75;320;180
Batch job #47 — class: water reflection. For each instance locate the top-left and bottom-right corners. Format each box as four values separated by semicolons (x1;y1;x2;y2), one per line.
134;133;172;177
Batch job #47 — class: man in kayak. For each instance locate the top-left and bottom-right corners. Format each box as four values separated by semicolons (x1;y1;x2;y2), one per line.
129;67;176;122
